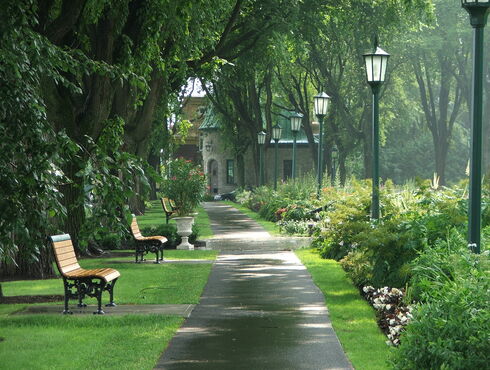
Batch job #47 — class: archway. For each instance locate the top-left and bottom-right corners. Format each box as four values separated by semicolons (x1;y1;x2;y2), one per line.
208;159;219;194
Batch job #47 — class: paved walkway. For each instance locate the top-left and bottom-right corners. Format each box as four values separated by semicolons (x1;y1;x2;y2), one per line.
204;202;271;240
156;202;352;369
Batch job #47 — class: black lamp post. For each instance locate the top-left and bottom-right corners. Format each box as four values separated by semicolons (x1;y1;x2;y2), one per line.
290;112;303;180
314;93;331;198
331;145;338;186
257;131;266;186
462;0;490;254
363;38;390;220
272;123;282;190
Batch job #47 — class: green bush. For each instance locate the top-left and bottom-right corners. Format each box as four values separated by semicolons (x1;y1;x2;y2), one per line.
277;220;312;236
313;180;372;260
339;250;374;287
313;180;472;288
141;223;199;248
393;253;490;368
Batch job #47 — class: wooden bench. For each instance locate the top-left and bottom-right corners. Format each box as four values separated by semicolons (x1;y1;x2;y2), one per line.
49;234;120;314
130;215;167;263
161;197;178;224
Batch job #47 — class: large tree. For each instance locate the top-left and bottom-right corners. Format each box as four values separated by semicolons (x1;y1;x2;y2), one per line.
406;0;470;185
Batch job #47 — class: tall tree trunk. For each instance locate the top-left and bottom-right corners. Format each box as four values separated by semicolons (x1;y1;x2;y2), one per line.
148;152;160;200
60;160;86;253
433;136;449;186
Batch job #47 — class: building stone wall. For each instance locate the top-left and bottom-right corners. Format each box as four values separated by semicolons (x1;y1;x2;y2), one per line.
202;130;316;194
201;130;237;194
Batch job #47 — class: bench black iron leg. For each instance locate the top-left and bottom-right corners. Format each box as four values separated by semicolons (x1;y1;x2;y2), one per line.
154;247;160;264
62;278;73;314
105;278;117;307
93;281;106;314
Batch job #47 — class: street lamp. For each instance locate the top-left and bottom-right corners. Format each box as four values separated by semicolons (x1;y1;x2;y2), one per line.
363;37;390;220
314;92;331;198
272;123;282;190
462;0;490;254
257;131;266;186
290;112;303;180
331;145;338;186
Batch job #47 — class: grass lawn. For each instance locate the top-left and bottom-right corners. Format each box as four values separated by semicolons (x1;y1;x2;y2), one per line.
2;250;217;305
0;250;217;369
136;201;213;239
222;200;281;236
0;314;182;370
295;249;391;370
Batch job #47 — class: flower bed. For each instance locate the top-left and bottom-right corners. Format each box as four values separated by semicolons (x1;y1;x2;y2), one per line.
362;286;413;346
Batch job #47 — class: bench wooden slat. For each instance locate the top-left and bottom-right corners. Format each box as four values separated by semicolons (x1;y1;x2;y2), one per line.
53;245;75;255
58;257;79;268
56;254;77;264
52;239;73;248
62;264;81;274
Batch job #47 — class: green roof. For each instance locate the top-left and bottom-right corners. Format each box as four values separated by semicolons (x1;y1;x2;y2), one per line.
199;107;221;130
199;107;317;144
274;112;315;144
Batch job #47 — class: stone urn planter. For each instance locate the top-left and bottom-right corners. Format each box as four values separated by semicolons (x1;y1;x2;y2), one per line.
174;216;194;250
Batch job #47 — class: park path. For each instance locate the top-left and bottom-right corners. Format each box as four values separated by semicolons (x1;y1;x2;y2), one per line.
155;202;352;370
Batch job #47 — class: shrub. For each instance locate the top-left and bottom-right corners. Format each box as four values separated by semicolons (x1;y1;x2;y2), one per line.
160;158;206;216
141;223;199;248
393;270;489;369
392;237;490;368
339;250;374;287
277;220;312;236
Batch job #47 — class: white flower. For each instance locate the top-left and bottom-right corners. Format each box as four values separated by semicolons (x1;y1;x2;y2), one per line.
391;288;402;296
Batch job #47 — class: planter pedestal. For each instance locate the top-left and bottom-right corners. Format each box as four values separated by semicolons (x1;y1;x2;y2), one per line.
174;216;194;250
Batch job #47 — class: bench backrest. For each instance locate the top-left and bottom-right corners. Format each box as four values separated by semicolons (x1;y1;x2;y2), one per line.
49;234;81;276
161;197;174;214
130;214;143;239
169;199;178;210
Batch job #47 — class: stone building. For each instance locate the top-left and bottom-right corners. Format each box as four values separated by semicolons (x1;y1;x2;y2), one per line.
199;109;319;195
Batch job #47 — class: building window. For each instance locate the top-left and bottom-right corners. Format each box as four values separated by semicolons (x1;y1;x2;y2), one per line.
199;133;204;151
283;160;292;181
226;159;235;184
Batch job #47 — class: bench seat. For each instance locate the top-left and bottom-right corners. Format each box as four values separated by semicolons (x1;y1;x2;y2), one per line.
64;268;121;282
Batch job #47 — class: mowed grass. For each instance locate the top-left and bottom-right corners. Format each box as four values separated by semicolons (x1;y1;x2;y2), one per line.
222;200;281;236
295;249;391;370
0;314;183;370
136;201;213;239
2;252;217;304
0;250;217;369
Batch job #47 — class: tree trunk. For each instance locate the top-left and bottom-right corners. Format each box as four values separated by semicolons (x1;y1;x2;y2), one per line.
433;136;449;186
148;152;160;200
60;160;86;253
